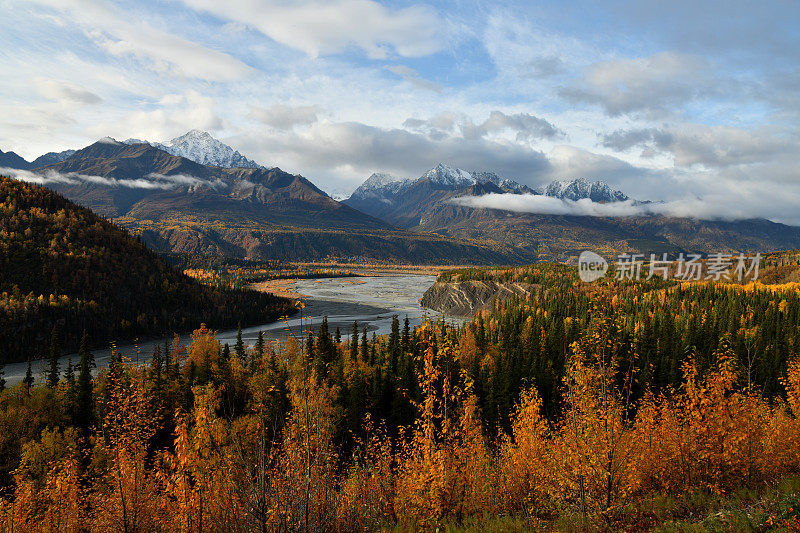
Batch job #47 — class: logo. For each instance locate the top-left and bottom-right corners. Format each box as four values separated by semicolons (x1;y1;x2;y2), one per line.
578;251;608;282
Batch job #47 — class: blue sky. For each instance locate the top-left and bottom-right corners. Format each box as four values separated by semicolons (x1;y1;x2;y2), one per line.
1;0;799;221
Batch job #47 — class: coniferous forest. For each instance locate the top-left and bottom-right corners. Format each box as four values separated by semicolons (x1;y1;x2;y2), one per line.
2;258;800;530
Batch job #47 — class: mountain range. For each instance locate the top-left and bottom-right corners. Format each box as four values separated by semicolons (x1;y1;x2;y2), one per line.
345;164;800;261
0;135;525;264
4;131;800;264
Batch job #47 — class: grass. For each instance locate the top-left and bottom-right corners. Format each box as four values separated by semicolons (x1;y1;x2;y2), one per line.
387;477;800;532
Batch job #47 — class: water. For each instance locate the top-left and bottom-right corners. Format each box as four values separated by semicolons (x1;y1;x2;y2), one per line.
3;274;456;385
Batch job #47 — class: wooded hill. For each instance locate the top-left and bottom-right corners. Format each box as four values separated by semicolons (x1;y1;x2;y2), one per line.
0;176;293;364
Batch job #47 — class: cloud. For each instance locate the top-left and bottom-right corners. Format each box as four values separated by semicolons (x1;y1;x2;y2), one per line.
28;0;252;82
250;104;321;130
561;52;713;116
599;124;795;168
404;111;562;143
471;110;563;141
2;167;225;190
178;0;443;59
599;128;673;152
35;78;102;105
238;118;553;190
385;65;441;92
449;192;797;223
87;90;223;142
547;145;644;182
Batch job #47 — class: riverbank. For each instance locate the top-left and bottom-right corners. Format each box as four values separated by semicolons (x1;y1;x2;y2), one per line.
2;274;450;386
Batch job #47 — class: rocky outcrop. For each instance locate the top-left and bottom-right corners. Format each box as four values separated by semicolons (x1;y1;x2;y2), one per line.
420;280;536;316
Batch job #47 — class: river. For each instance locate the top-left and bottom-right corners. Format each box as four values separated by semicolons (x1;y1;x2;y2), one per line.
3;274;456;385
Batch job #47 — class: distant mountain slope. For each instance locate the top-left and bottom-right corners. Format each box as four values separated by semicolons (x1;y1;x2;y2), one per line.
10;141;525;264
347;165;800;260
124;130;263;169
30;149;76;167
0;175;293;364
0;148;76;170
0;148;32;170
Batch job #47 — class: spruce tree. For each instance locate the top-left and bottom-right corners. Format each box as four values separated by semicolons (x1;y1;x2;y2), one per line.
388;315;400;373
76;332;95;430
46;326;60;388
350;321;359;361
401;316;410;353
23;358;34;391
360;326;369;362
253;330;265;370
234;324;245;359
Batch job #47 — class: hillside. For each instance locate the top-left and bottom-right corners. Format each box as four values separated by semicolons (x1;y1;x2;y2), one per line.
0;176;293;364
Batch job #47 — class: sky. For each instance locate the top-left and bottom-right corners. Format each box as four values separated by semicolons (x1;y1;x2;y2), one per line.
1;0;799;222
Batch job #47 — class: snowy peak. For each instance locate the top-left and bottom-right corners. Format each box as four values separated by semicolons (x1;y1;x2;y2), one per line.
536;178;628;202
350;173;412;201
348;164;531;201
123;130;264;169
422;163;475;188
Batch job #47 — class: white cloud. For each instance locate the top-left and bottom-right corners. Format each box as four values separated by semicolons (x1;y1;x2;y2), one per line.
250;104;321;130
450;191;800;224
178;0;443;59
236;117;552;191
35;78;102;105
28;0;252;81
87;90;223;142
385;65;441;92
561;52;713;116
2;167;225;190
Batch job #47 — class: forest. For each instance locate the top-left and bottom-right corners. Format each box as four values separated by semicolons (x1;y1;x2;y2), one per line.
1;263;800;530
0;176;294;364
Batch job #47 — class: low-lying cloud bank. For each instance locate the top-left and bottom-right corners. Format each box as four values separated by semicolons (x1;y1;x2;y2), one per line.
450;193;768;222
1;168;227;191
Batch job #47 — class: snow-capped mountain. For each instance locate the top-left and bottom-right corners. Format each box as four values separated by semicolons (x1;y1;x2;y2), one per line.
422;163;475;188
124;130;264;169
350;172;412;200
535;178;628;202
349;164;530;202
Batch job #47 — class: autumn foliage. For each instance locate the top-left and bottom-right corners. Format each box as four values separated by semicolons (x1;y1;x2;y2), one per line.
3;274;800;530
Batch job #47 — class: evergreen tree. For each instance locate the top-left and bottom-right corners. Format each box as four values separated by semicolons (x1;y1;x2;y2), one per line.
350;321;359;361
360;326;369;362
401;315;410;353
388;315;400;373
234;323;245;359
46;326;60;388
64;356;75;387
76;331;95;430
23;357;34;391
150;345;164;389
254;330;265;367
